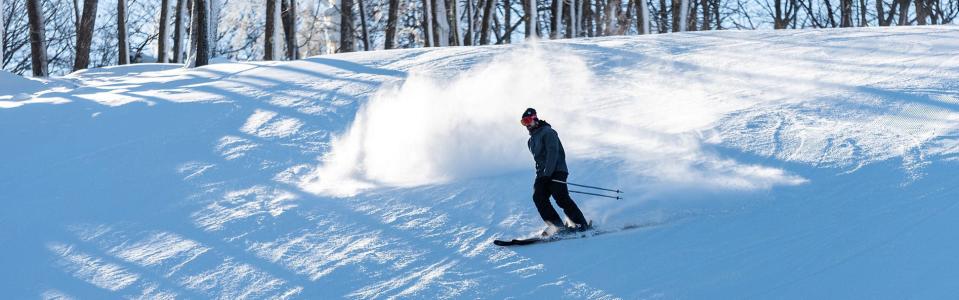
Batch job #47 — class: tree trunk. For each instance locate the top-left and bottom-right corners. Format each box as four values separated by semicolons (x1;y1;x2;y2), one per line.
450;0;461;45
823;0;837;27
566;0;573;37
504;0;512;42
713;0;720;28
173;0;186;63
118;0;129;65
357;0;370;50
774;0;783;28
606;0;620;35
27;0;48;76
282;0;299;58
1;0;4;65
157;0;169;63
434;0;451;46
700;0;710;30
192;0;209;66
551;0;563;38
858;0;867;25
929;0;940;24
914;0;926;24
480;0;494;44
385;0;400;48
790;0;798;28
657;0;666;32
670;0;680;31
464;0;473;44
637;0;650;33
580;0;593;37
594;0;604;35
840;0;852;27
74;0;99;70
422;0;434;46
875;0;886;25
678;0;688;31
897;0;909;25
525;0;537;38
341;0;355;51
265;0;279;59
208;0;217;57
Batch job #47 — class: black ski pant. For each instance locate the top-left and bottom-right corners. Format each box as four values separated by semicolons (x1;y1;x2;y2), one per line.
533;172;589;228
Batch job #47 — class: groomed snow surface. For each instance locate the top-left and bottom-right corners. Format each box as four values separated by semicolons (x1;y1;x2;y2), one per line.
3;26;959;299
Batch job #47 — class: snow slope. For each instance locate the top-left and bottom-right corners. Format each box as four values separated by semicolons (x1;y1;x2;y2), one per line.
3;26;959;299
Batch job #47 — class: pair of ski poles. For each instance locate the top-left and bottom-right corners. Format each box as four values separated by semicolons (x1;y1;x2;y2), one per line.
552;179;623;200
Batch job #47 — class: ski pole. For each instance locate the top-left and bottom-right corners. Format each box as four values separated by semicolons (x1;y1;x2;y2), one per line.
569;190;622;200
552;180;623;194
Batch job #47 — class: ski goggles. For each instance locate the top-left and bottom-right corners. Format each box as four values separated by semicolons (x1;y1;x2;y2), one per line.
521;115;537;127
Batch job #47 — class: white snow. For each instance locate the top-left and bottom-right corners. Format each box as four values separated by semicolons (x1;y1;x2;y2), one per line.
2;26;959;298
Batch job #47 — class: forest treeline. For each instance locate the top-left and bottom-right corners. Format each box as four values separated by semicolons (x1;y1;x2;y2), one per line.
2;0;956;76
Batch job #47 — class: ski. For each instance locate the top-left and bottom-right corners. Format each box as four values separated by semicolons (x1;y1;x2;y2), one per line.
493;222;657;247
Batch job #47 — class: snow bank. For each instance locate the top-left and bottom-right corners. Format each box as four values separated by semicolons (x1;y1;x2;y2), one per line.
0;71;53;107
3;26;959;299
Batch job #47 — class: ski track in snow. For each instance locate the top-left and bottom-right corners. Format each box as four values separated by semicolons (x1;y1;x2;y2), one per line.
3;26;959;298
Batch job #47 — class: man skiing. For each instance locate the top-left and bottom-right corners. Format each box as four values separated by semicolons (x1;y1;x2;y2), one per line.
521;108;590;235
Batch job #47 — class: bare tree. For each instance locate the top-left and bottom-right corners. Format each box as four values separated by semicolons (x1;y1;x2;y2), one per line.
118;0;129;65
858;0;866;25
465;0;474;44
823;0;837;26
773;0;797;28
450;0;462;45
265;0;281;59
208;0;218;57
157;0;169;63
434;0;451;46
608;0;622;34
26;0;48;76
525;0;538;38
191;0;209;66
73;0;98;70
637;0;650;33
420;0;432;46
356;0;370;50
173;0;186;63
341;0;355;51
385;0;400;48
897;0;909;25
281;0;298;57
1;0;4;66
840;0;852;26
875;0;887;25
480;0;494;43
551;0;563;38
504;0;512;41
915;0;927;24
699;0;710;29
571;0;580;37
679;0;689;31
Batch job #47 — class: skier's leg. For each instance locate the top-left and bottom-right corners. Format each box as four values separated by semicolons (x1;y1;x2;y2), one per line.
533;177;565;228
549;172;589;227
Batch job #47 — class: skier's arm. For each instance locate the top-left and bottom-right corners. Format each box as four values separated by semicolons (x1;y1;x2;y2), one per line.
543;129;560;178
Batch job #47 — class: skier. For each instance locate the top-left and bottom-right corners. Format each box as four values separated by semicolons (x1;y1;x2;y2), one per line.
521;108;590;236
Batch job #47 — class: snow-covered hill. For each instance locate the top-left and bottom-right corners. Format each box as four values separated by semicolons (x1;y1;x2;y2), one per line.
3;26;959;299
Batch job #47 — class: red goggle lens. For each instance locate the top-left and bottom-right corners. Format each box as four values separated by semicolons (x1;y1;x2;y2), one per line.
521;116;536;126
